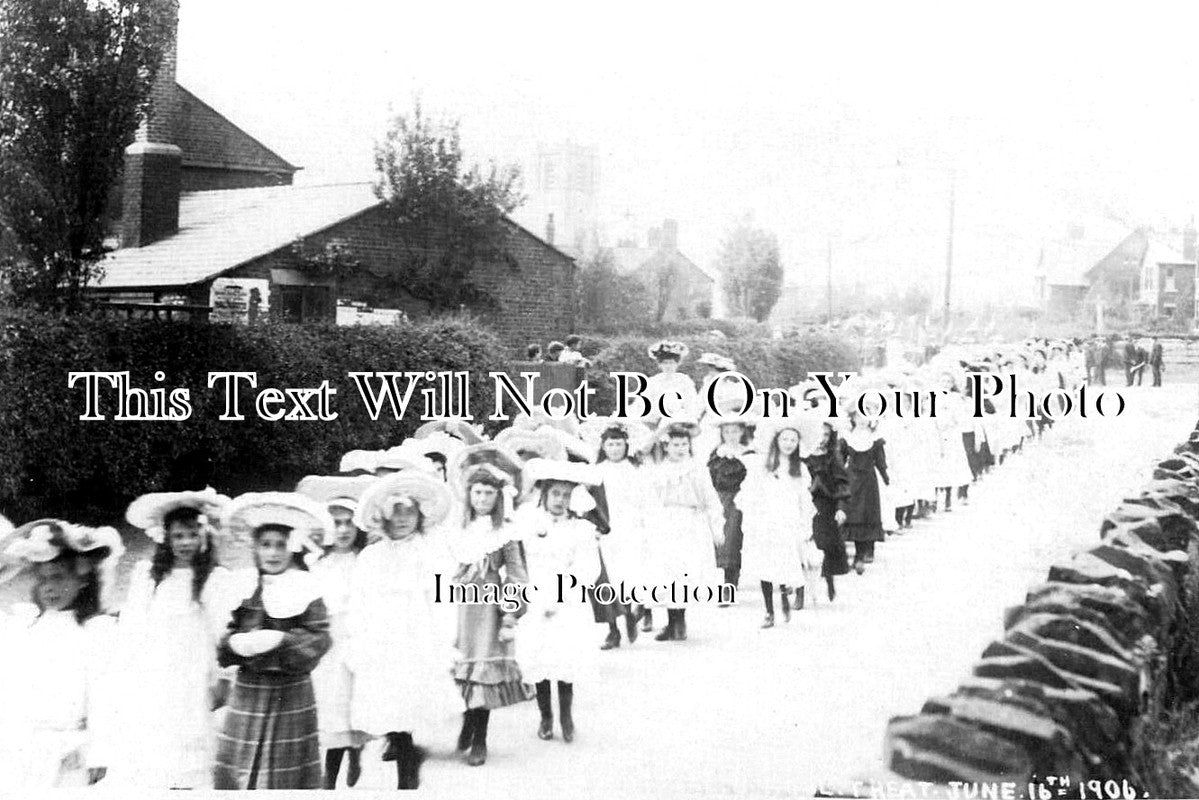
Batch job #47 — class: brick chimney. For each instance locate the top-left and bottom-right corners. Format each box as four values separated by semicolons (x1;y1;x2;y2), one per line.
661;218;678;250
122;0;182;248
545;213;555;245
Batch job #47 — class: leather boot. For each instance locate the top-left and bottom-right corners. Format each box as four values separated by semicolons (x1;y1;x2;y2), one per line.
381;733;402;762
640;607;654;632
346;746;362;788
558;681;575;743
467;709;489;766
535;680;554;740
599;627;621;650
397;737;426;790
654;609;675;641
793;586;805;611
456;711;474;752
624;610;639;643
673;609;687;640
780;589;792;622
323;748;343;789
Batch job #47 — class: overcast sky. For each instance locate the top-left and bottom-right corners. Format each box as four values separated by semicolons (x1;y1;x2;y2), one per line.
176;1;1199;306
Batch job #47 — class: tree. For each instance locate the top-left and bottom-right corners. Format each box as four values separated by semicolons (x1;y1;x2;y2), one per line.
373;102;524;312
575;248;655;332
0;0;175;310
716;215;783;322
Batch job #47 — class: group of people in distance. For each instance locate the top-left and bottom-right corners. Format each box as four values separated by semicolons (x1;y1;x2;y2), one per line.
1083;335;1166;386
0;335;1098;790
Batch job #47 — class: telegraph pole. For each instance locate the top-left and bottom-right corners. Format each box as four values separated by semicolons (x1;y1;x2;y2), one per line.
943;169;956;338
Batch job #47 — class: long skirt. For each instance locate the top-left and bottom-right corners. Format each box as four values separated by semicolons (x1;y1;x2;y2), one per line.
453;604;536;710
714;489;744;574
213;671;321;790
811;495;849;577
589;550;630;624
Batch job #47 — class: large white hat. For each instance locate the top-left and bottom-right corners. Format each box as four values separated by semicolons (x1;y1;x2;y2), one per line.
522;458;600;487
451;442;525;496
294;474;379;514
0;519;125;609
339;449;380;474
579;417;655;457
375;443;441;475
221;492;335;556
414;419;486;446
647;340;689;361
125;487;230;544
494;427;567;462
696;352;736;372
354;472;453;534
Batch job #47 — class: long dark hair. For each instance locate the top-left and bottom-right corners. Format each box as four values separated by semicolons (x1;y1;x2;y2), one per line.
765;426;804;477
463;472;507;530
150;507;218;601
596;427;640;466
33;550;105;625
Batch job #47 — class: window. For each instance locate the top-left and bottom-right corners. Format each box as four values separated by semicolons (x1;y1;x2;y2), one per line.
1166;268;1177;293
278;285;333;323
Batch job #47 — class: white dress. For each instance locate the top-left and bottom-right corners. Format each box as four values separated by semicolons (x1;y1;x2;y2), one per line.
346;535;461;737
311;551;369;749
933;392;974;488
643;371;698;426
736;457;819;586
108;563;236;789
515;509;601;683
0;608;120;788
643;457;724;603
594;459;651;587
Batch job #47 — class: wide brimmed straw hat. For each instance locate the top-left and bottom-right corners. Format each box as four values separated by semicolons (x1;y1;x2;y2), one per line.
647;340;689;362
414;419;486;446
0;519;125;608
494;427;567;462
221;492;335;555
696;352;736;372
451;442;525;495
294;474;379;515
510;409;580;437
753;413;824;458
375;443;441;474
338;449;380;474
354;472;453;534
579;417;654;456
523;457;600;488
653;417;703;442
125;487;230;544
402;431;467;460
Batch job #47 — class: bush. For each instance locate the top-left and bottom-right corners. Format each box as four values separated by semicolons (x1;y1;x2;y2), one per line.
584;331;860;415
0;310;507;523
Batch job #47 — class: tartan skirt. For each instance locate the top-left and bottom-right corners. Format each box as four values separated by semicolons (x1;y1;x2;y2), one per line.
213;671;321;790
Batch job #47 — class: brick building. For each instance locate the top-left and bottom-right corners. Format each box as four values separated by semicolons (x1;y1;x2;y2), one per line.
610;219;716;321
92;3;576;343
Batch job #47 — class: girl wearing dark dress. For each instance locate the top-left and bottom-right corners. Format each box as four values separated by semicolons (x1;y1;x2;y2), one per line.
707;420;753;593
213;493;334;791
803;422;850;599
841;409;889;575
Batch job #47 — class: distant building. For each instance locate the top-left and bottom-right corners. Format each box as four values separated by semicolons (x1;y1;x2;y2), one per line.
89;7;576;343
609;219;716;321
515;141;601;259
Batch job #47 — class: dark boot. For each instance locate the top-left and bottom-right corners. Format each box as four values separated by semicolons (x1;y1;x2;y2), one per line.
456;711;475;752
793;586;805;611
760;581;775;628
381;733;403;762
467;709;489;766
825;575;836;602
640;607;654;632
535;680;554;740
673;609;687;640
558;681;575;743
600;624;621;650
654;609;675;641
397;735;426;790
346;746;362;788
323;748;344;790
624;609;639;643
780;587;792;623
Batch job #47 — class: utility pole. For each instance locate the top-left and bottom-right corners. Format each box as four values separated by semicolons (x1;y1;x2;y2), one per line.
943;169;956;339
826;236;834;329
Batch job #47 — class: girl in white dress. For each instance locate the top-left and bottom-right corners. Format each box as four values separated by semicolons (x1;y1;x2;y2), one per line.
295;474;378;789
516;458;602;743
738;424;819;627
643;421;725;642
346;471;458;789
0;520;124;788
592;421;652;641
114;489;233;789
643;340;698;427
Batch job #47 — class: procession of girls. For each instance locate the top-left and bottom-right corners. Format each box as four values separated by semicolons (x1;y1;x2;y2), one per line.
0;337;1082;790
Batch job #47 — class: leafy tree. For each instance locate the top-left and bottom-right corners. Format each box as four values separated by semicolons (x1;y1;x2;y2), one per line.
373;102;524;311
0;0;175;310
575;247;655;332
716;215;783;322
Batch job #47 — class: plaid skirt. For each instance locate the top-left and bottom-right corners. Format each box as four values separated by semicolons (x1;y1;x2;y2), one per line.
213;671;321;790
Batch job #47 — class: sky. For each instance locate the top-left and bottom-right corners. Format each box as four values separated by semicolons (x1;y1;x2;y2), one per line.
176;1;1199;308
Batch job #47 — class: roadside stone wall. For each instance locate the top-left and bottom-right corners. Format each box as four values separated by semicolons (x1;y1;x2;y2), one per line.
882;424;1199;790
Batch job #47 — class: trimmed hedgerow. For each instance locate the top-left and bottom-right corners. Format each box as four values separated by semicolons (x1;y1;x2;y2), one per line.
0;311;507;523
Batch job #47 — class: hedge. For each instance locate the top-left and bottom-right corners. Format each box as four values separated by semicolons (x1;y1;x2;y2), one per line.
0;311;508;523
583;330;861;414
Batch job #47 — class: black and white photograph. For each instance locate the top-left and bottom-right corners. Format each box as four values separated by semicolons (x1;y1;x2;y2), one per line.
3;1;1199;797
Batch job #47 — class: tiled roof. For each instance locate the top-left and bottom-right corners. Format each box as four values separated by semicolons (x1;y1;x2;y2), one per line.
93;183;381;289
176;84;298;174
610;245;716;284
1039;236;1121;287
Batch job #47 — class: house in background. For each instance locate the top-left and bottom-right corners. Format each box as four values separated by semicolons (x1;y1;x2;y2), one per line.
1036;222;1198;327
609;219;717;321
90;6;576;342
